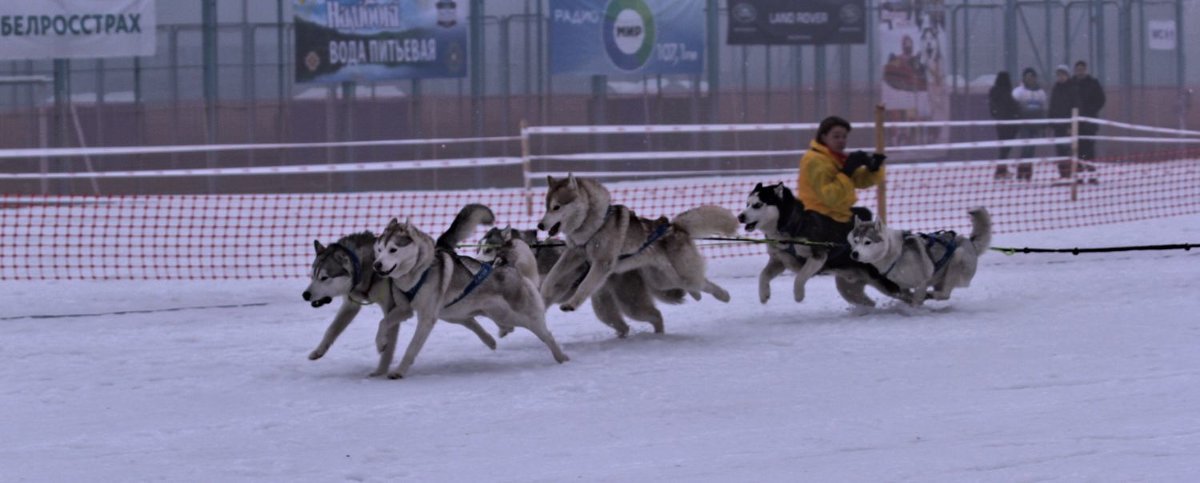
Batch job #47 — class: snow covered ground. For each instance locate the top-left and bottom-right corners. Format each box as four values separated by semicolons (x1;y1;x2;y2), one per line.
2;214;1199;482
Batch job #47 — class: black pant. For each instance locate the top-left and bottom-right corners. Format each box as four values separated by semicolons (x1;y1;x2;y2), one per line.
995;124;1018;160
1078;121;1100;160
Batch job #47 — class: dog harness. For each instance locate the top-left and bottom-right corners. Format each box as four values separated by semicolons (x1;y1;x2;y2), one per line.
619;220;671;261
396;266;432;302
396;253;496;308
920;231;959;274
880;231;959;278
444;259;494;308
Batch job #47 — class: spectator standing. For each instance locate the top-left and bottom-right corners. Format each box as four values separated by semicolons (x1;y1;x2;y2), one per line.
1010;67;1047;181
1047;64;1078;178
988;71;1021;179
1073;60;1106;161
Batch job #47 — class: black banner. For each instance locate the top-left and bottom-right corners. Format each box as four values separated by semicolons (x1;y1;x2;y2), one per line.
726;0;866;45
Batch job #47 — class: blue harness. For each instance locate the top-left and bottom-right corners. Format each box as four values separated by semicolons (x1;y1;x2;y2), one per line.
396;254;496;309
920;231;959;274
881;230;959;277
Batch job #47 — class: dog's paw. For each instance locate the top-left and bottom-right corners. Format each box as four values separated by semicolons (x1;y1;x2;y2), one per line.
688;290;702;301
308;349;325;360
387;371;405;380
713;288;731;303
368;369;386;377
560;303;577;312
759;287;770;304
498;326;514;338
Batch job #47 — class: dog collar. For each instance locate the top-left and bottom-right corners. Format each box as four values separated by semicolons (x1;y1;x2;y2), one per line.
328;243;362;287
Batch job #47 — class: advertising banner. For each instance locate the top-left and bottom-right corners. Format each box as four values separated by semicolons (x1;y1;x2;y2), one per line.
294;0;468;83
878;0;950;147
549;0;704;76
726;0;865;45
0;0;156;60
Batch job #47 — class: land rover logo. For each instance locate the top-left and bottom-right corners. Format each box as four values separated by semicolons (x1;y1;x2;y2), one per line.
731;2;757;24
839;4;863;25
603;0;655;71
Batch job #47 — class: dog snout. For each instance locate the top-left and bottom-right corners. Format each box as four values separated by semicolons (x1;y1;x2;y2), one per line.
736;214;746;223
850;251;860;261
536;222;545;231
302;291;311;301
372;261;382;271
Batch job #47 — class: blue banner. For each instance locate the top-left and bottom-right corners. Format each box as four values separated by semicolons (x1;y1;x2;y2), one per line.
293;0;468;83
550;0;705;76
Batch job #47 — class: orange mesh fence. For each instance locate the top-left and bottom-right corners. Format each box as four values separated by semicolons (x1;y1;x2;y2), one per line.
2;149;1197;280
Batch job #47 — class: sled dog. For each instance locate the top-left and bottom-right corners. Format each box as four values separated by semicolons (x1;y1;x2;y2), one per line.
737;182;910;307
536;175;736;332
302;209;499;377
478;226;687;337
848;207;992;306
373;212;568;379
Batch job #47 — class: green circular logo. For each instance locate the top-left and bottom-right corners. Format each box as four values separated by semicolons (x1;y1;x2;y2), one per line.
603;0;655;71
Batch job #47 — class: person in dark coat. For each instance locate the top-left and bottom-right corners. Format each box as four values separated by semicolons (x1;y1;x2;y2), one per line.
988;71;1021;179
1047;64;1078;177
1073;60;1106;161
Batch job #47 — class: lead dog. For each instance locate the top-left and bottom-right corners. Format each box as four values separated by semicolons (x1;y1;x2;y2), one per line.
737;182;910;307
848;207;992;306
536;175;736;333
372;215;568;379
302;205;499;377
478;226;687;337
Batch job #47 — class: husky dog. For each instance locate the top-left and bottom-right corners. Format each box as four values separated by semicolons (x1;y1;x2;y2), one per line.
848;207;993;306
478;226;687;337
536;175;736;330
737;182;909;307
373;213;568;379
302;207;500;377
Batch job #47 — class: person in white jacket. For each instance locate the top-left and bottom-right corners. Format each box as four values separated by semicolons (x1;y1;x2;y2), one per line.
1008;67;1047;180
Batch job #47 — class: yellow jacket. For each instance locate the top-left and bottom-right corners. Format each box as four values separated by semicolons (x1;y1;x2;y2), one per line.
796;140;884;223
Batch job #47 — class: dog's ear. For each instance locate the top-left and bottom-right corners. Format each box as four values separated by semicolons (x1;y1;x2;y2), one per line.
401;217;412;232
566;173;578;190
386;217;400;230
546;175;555;186
753;182;763;192
314;240;325;254
773;183;787;200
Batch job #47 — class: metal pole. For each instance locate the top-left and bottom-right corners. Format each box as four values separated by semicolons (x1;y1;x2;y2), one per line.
706;0;719;124
1004;0;1017;78
202;0;219;193
277;0;286;143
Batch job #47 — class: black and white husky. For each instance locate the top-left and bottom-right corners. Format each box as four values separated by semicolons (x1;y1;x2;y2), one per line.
737;182;909;307
372;207;568;379
302;229;498;377
536;174;737;332
848;207;993;306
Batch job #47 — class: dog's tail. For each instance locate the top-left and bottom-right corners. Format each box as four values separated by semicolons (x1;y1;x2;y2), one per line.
967;207;992;254
436;204;496;252
672;205;739;237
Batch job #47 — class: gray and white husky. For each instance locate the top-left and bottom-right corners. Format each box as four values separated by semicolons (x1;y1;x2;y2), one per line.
536;174;736;330
372;211;568;379
848;207;993;306
737;182;910;307
302;209;499;377
477;226;687;337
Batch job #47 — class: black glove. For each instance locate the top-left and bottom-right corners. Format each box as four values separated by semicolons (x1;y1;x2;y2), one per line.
867;153;887;171
842;150;870;176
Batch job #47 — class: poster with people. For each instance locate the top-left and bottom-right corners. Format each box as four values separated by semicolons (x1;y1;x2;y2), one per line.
878;0;949;148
